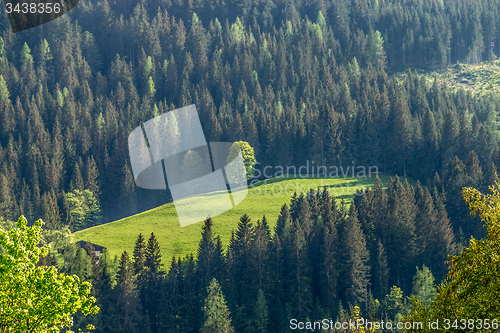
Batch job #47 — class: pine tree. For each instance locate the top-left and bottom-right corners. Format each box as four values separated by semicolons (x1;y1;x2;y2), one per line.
201;278;235;333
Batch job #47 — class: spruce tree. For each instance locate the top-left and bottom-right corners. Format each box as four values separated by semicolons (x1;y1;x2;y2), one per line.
139;233;164;333
275;203;292;238
90;251;113;332
415;187;439;268
285;219;312;318
133;233;146;276
443;156;478;239
421;107;440;176
0;75;9;103
465;150;483;185
85;156;100;196
385;177;417;293
410;265;436;306
197;217;226;293
20;42;34;70
373;239;389;301
432;187;457;279
254;288;269;333
319;205;339;314
252;217;271;292
201;278;235;333
228;214;256;332
111;251;143;332
484;162;498;190
159;257;183;333
340;204;371;307
145;232;163;275
388;91;411;176
183;254;202;333
69;246;93;281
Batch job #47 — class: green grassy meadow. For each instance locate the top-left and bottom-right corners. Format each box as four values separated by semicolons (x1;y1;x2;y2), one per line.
74;175;394;262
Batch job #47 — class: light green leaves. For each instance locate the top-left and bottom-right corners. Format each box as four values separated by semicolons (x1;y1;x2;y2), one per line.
0;216;99;332
66;189;102;231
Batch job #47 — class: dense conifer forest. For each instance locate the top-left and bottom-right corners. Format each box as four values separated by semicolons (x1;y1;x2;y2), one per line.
2;0;500;331
62;179;458;332
1;0;500;225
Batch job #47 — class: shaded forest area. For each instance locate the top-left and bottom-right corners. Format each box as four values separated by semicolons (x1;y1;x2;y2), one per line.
64;178;452;332
0;0;499;235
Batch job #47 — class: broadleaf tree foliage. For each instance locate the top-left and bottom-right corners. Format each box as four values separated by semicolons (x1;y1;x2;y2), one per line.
0;216;99;332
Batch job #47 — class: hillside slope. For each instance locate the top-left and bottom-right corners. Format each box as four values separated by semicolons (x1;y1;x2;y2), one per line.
74;175;394;261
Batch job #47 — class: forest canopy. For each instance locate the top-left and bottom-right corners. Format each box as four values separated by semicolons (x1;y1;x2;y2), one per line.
0;0;499;228
1;0;500;331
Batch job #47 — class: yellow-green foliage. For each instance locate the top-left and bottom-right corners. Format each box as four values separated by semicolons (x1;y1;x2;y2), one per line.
0;217;99;332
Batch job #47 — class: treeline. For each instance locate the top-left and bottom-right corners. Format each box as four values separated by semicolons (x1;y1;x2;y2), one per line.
56;177;457;332
1;0;500;229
